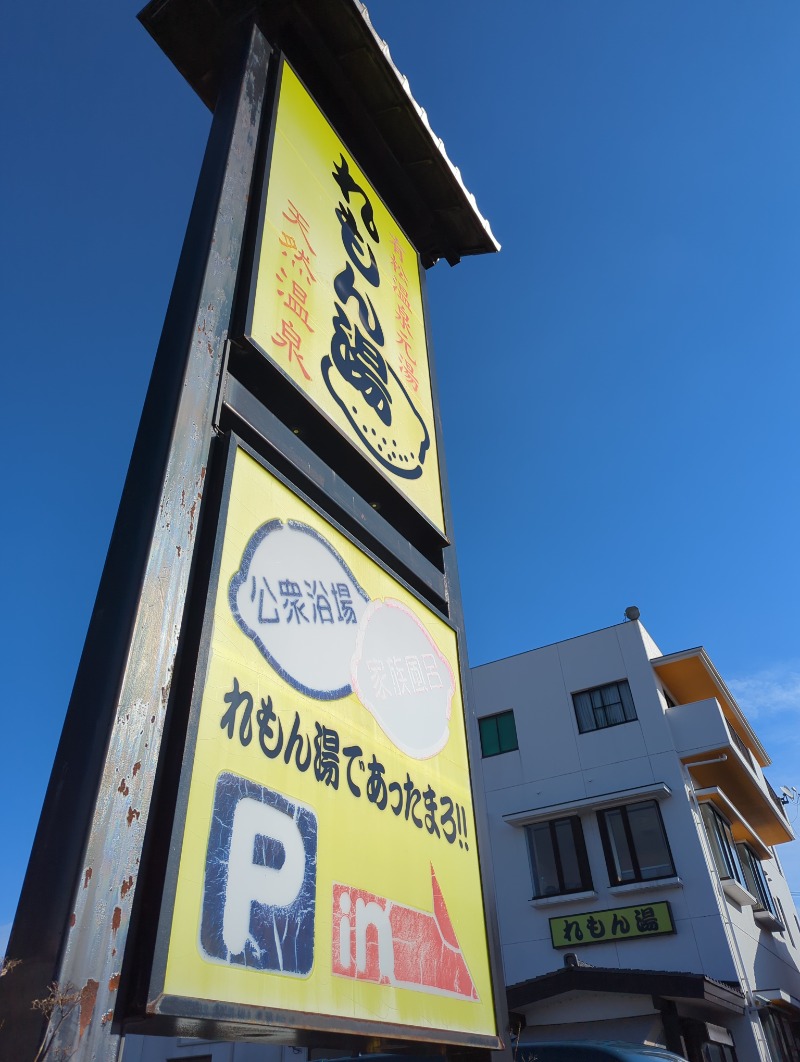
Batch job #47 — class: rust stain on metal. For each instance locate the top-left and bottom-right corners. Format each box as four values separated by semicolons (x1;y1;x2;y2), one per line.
111;907;122;935
108;972;121;992
189;500;197;536
101;1010;114;1026
126;806;140;826
79;979;99;1039
181;488;186;508
120;875;134;899
83;867;93;888
118;779;129;797
70;913;76;927
176;545;182;557
132;761;142;776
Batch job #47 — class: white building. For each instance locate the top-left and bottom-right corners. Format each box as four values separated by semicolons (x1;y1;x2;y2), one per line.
472;617;800;1062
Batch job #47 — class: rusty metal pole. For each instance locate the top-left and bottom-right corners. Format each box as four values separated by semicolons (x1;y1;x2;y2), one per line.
0;23;271;1060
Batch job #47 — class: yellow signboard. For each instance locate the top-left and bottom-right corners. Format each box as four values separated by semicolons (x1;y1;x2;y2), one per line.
549;901;675;949
159;444;497;1043
246;61;445;534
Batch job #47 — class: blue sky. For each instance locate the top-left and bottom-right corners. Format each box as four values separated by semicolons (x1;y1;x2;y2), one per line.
2;1;799;955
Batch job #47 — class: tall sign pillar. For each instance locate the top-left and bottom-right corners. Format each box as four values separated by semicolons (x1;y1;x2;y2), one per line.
0;3;504;1060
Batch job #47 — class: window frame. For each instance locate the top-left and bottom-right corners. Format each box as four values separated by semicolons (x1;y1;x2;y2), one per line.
597;799;676;886
737;843;776;915
700;803;746;886
478;709;518;758
760;1007;800;1062
525;815;593;899
572;679;637;734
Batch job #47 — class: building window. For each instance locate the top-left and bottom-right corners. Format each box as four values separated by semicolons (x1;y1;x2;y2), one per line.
702;1046;738;1062
572;680;637;734
700;803;745;886
478;710;518;757
737;844;777;916
597;800;675;885
760;1008;800;1062
526;816;593;898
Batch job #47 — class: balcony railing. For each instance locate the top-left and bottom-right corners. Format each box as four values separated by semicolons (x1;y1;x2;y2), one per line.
727;724;754;768
765;778;790;823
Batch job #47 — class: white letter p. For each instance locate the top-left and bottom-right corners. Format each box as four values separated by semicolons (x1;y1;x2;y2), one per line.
222;797;306;957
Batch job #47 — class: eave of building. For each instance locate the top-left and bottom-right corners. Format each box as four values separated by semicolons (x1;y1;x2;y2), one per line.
137;0;498;267
685;750;793;846
651;647;769;768
694;788;772;859
755;989;800;1016
503;783;672;827
507;966;745;1015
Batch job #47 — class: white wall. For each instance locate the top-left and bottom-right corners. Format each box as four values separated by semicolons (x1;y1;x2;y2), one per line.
722;848;800;1001
472;622;737;989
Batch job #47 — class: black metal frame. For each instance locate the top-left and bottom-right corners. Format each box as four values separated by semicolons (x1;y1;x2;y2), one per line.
737;843;776;915
147;34;508;1042
597;799;676;887
700;802;745;886
0;23;273;1060
526;817;593;900
222;375;448;610
120;25;509;1051
572;679;638;734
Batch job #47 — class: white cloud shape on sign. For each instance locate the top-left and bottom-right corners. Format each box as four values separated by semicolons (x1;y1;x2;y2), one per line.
351;599;455;759
230;520;370;700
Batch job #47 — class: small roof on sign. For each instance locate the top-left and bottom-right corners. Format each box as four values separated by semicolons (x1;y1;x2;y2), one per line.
137;0;499;266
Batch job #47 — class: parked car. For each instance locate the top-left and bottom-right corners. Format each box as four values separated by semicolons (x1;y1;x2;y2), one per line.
518;1042;686;1062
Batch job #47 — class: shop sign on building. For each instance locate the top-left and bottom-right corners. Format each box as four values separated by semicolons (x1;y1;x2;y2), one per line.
549;901;675;949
